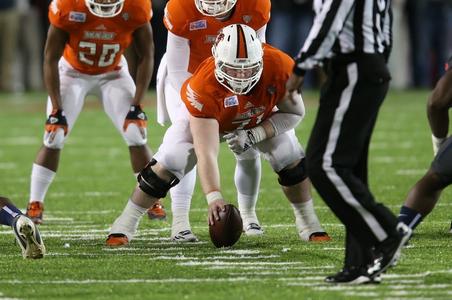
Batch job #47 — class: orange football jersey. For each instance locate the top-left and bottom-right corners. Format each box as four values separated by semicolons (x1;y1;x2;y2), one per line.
163;0;271;74
181;44;294;133
49;0;152;75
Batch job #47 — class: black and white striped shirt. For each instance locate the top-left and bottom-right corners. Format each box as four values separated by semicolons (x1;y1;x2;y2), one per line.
293;0;392;75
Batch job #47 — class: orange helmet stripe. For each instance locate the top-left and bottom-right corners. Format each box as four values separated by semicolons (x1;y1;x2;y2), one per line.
236;24;248;59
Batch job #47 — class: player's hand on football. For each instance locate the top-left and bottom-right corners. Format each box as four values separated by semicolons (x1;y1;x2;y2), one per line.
224;130;252;154
208;199;226;226
45;109;68;136
123;104;148;138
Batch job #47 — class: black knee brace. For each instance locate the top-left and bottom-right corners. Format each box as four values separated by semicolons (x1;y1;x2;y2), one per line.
137;159;179;198
277;159;308;186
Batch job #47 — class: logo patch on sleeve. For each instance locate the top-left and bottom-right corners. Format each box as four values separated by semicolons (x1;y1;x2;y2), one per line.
69;11;86;22
189;20;207;31
224;95;239;107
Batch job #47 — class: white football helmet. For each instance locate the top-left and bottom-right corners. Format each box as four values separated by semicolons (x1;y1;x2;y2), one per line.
85;0;125;18
212;24;264;95
194;0;237;17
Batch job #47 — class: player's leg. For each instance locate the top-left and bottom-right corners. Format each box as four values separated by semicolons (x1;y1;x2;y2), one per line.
160;68;199;241
398;137;452;230
233;149;263;235
100;58;166;221
107;115;197;246
1;196;45;259
157;114;198;241
255;130;330;242
107;159;181;246
27;58;88;224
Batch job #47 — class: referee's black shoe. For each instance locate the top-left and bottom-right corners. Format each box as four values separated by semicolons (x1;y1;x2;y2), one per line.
367;222;412;279
325;267;381;284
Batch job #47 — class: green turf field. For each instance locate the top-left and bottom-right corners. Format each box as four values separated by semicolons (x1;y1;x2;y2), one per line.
0;90;451;300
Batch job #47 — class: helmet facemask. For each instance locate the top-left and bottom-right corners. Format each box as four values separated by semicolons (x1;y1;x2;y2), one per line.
194;0;237;17
85;0;125;18
212;24;264;95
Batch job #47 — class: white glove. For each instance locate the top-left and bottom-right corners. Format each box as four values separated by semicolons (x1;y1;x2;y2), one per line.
224;127;267;155
224;130;253;154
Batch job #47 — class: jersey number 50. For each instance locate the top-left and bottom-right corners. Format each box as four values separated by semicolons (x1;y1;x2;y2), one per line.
79;41;120;67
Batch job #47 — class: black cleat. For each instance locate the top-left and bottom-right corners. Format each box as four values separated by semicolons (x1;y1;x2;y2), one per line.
367;222;412;278
325;267;381;284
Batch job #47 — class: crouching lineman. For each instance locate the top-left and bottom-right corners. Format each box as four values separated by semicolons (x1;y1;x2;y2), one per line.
0;196;45;259
398;56;452;232
106;24;330;246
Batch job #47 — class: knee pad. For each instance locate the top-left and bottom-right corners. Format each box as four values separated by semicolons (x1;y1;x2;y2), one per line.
123;124;147;146
277;159;308;187
138;159;179;198
43;129;65;149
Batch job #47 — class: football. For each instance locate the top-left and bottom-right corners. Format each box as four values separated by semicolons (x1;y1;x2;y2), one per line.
209;204;243;248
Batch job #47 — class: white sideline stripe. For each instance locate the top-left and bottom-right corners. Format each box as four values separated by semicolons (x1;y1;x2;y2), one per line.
0;278;270;284
396;169;426;176
154;255;280;261
178;261;304;266
0;162;16;170
2;137;38;145
321;64;386;242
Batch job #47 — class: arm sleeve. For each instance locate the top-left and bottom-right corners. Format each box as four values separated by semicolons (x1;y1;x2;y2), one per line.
166;31;191;92
268;93;305;135
293;0;355;74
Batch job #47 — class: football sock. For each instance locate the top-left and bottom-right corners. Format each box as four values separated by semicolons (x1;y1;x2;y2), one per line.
398;205;423;230
291;199;324;239
234;156;261;225
237;193;259;226
109;199;147;241
30;163;56;203
0;204;22;226
170;168;196;235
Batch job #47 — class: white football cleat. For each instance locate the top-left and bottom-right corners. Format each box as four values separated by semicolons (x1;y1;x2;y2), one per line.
243;222;264;236
13;215;45;259
171;230;199;242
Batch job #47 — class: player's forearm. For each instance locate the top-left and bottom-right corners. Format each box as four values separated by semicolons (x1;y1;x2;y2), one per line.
43;59;62;110
133;55;153;105
427;106;449;139
190;116;222;195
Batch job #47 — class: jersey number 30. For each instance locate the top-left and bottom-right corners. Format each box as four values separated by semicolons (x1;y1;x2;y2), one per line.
79;42;120;67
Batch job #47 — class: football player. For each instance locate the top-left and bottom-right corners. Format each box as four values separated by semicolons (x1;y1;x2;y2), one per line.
106;24;330;246
0;196;45;259
152;0;271;242
398;56;452;231
25;0;165;223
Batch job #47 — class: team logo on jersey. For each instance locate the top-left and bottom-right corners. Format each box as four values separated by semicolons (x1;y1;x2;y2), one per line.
50;0;59;14
83;31;116;40
190;20;207;31
224;95;239;107
95;24;107;30
242;15;252;23
69;11;86;22
187;84;203;111
122;13;129;21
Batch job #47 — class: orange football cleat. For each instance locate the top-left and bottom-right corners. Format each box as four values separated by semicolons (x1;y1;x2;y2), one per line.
26;201;44;225
106;234;129;247
147;200;166;220
309;232;332;242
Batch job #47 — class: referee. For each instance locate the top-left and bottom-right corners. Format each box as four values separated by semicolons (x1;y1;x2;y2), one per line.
286;0;412;284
